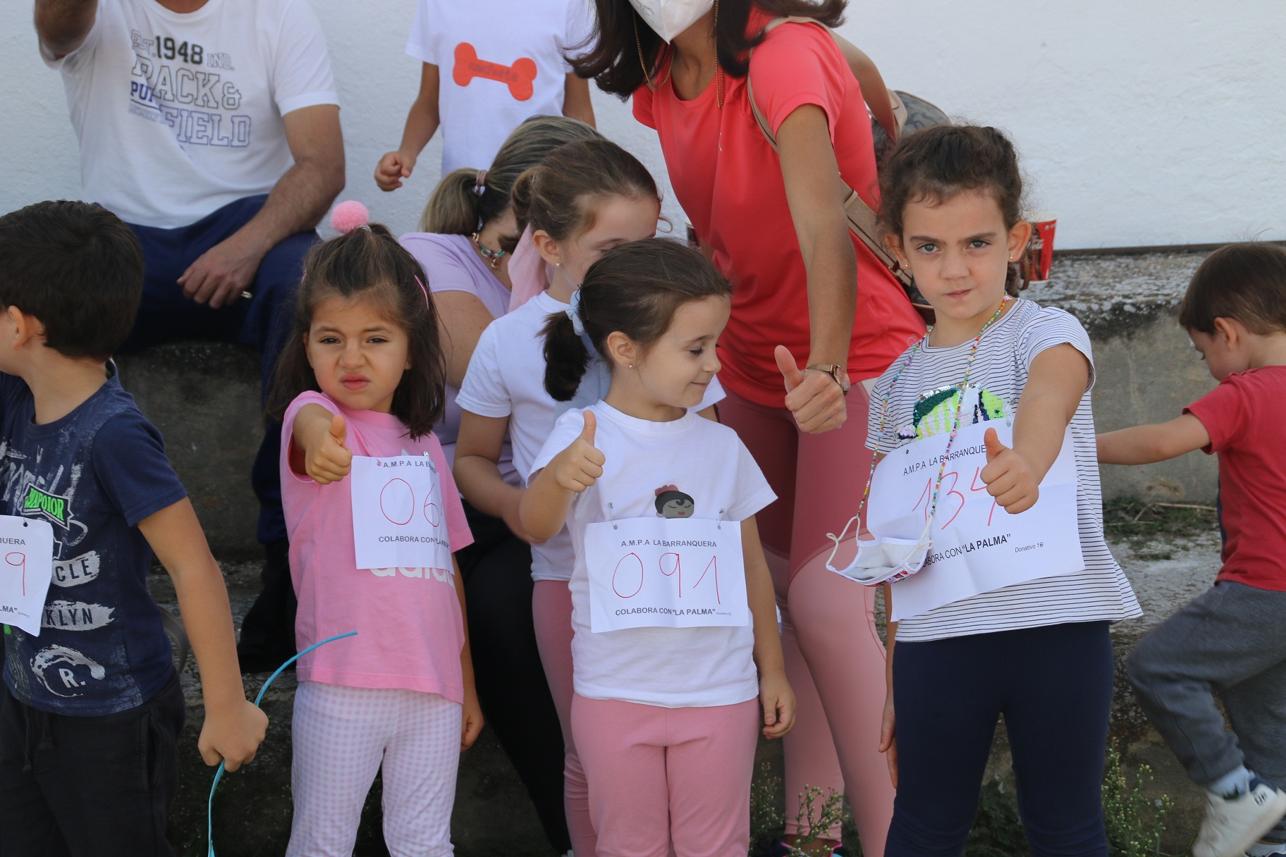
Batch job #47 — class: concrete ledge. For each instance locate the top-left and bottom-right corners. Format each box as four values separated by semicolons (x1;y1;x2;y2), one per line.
115;343;263;559
1034;251;1216;503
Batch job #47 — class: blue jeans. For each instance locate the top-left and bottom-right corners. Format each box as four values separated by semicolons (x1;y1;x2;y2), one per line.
124;195;316;545
886;621;1114;857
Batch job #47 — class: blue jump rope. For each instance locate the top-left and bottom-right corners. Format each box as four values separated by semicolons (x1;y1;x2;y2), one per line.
206;630;357;857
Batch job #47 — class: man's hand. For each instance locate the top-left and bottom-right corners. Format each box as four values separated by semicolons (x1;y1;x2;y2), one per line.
178;232;266;309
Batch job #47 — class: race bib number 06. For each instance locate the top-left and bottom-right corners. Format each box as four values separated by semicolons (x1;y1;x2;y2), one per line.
583;517;749;632
351;456;454;572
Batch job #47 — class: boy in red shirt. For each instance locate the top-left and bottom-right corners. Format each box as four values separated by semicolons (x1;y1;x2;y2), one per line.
1099;243;1286;857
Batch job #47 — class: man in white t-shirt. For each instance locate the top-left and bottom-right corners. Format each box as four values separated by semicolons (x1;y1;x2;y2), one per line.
374;0;596;189
34;0;345;671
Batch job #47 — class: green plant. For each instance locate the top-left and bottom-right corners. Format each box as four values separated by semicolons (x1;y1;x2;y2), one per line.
1103;745;1173;857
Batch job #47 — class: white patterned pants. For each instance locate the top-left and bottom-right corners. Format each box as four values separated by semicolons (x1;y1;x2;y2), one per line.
286;682;462;857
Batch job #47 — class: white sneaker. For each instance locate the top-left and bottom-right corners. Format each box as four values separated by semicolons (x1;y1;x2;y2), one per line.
1193;781;1286;857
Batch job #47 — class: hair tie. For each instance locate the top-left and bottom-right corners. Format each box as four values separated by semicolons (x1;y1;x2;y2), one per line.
414;275;431;307
565;288;586;336
473;170;488;197
330;200;370;234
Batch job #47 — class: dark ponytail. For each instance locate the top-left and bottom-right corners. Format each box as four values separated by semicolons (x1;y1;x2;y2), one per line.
541;238;731;400
419;115;601;234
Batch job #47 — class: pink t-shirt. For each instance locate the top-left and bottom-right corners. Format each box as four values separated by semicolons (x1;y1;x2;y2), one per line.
633;12;924;406
281;391;474;700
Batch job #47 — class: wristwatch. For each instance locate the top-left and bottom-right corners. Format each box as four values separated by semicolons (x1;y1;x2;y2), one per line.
807;362;851;394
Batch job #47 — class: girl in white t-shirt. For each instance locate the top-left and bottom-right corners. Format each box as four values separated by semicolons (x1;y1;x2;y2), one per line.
455;138;712;857
868;125;1141;856
373;0;597;187
521;237;795;857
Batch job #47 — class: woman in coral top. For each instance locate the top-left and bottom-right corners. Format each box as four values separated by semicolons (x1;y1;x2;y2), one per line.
575;1;925;853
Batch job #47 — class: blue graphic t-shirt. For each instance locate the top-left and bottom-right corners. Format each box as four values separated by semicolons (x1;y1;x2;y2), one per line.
0;370;185;715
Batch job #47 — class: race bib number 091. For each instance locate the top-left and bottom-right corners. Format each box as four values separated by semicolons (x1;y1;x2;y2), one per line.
584;517;749;632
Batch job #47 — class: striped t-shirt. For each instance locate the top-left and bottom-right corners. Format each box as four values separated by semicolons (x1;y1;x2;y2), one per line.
866;299;1141;642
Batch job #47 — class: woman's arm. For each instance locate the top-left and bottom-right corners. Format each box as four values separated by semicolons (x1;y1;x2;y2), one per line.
775;104;855;434
742;516;795;739
433;292;496;388
830;33;897;142
454;411;536;542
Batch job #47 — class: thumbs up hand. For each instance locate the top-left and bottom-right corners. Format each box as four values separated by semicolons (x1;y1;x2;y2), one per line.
774;345;848;435
552;411;605;494
979;427;1039;514
307;412;354;485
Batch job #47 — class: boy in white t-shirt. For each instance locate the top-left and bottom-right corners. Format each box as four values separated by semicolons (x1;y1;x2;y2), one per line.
373;0;596;187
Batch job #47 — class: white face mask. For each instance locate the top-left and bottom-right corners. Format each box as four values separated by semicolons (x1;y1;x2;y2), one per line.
825;517;933;587
628;0;714;43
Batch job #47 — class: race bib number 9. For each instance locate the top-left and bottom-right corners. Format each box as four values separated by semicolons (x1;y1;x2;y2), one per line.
584;517;749;632
0;516;54;636
351;456;454;572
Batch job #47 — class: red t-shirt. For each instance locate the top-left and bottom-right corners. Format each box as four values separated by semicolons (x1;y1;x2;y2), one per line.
1185;366;1286;591
633;12;924;406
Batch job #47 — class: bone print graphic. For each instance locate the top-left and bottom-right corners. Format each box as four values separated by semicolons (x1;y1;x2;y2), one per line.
453;42;537;101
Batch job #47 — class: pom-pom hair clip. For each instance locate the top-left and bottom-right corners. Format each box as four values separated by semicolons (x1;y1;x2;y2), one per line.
330;199;370;234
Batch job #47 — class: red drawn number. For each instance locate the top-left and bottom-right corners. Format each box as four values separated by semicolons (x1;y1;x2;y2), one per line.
912;477;933;522
692;555;722;605
612;552;644;598
659;552;682;598
4;552;26;597
379;478;415;525
938;471;967;529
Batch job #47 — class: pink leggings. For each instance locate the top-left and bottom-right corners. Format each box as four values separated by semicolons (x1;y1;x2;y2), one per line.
573;695;760;857
533;580;596;857
718;387;894;851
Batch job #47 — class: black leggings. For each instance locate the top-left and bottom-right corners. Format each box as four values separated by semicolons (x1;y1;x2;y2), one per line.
886;621;1114;857
456;502;570;853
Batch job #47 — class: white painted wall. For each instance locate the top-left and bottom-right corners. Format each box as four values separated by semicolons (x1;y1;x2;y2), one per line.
2;1;1283;249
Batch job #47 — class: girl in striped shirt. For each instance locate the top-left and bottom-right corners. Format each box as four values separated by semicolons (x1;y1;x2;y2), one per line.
869;125;1140;857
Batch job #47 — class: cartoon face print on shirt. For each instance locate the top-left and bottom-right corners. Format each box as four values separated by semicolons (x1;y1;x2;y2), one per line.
898;384;1009;441
654;485;695;519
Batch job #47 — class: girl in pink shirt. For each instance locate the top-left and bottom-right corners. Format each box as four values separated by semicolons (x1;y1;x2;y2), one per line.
267;220;481;857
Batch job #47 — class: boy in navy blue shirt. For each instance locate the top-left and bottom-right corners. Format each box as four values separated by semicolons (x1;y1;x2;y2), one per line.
0;201;267;857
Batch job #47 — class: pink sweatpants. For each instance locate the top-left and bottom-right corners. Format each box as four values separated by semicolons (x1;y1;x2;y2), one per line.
572;695;760;857
287;682;461;857
718;387;894;851
533;580;596;857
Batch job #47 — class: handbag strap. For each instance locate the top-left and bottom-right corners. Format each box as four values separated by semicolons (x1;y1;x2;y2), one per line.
745;17;914;291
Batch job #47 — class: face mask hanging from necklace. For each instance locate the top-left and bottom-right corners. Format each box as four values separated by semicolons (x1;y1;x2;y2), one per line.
628;0;714;42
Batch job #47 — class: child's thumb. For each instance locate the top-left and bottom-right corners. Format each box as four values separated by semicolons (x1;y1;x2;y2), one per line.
983;427;1007;461
329;412;347;444
579;410;597;445
774;345;805;391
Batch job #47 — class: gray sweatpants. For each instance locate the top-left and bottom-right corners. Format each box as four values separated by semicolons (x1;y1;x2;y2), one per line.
1127;581;1286;810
